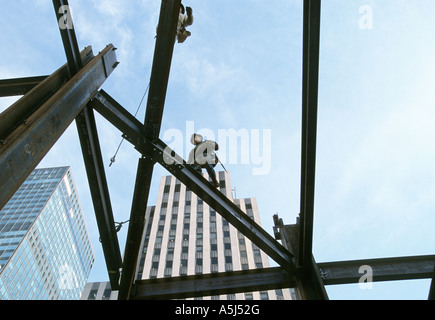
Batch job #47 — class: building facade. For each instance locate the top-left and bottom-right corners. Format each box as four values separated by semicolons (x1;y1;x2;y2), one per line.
0;167;95;300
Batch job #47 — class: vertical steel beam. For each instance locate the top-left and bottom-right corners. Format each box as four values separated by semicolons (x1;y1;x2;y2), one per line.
118;0;181;300
299;0;322;276
53;0;122;288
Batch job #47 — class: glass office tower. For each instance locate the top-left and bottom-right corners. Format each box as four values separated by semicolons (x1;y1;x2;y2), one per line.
0;167;94;300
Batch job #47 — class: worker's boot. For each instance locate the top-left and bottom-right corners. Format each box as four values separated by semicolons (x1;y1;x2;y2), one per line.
212;178;219;188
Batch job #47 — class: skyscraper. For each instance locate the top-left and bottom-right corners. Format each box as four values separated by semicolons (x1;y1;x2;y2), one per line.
0;166;95;300
135;171;292;300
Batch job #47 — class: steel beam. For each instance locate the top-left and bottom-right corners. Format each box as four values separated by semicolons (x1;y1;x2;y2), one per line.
117;0;181;300
89;90;295;274
0;76;48;97
0;44;117;211
299;0;322;276
317;255;435;285
132;267;295;300
52;0;122;289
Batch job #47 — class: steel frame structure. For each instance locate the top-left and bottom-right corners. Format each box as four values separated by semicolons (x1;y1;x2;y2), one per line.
0;0;434;300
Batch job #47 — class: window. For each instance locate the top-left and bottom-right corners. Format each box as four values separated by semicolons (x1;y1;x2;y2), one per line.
245;293;253;300
102;289;111;300
88;289;98;300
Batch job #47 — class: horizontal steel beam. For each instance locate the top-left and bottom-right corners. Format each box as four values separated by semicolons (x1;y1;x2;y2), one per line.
0;44;117;210
318;255;435;285
132;267;295;300
0;76;48;97
89;90;295;274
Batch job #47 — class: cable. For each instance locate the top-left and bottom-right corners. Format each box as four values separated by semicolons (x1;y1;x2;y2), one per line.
109;81;150;167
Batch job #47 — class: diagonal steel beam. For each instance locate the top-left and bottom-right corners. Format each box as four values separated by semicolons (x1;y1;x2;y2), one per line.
89;90;295;274
299;0;322;277
52;0;122;288
132;267;295;300
117;0;181;300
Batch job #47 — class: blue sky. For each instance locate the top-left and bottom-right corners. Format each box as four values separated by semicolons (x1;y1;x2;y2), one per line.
1;0;435;300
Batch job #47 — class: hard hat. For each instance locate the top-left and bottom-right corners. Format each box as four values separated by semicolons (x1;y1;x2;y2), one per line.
190;133;203;144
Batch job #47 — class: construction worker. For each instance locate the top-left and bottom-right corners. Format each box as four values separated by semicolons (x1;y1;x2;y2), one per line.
177;4;193;43
188;133;220;188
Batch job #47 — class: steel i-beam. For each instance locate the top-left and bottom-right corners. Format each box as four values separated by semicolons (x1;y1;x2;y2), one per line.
299;0;322;275
117;0;181;300
89;90;295;274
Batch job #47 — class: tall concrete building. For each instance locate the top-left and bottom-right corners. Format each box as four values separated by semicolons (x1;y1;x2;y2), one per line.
0;167;95;300
136;171;292;300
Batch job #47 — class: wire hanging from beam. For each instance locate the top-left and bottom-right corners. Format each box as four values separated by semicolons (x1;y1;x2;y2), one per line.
109;81;150;167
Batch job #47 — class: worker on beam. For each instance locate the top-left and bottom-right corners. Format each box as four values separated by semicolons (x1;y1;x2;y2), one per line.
177;3;193;43
188;133;220;188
